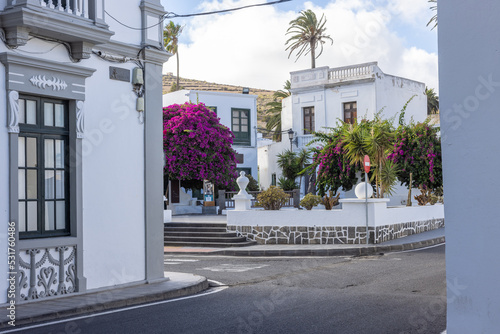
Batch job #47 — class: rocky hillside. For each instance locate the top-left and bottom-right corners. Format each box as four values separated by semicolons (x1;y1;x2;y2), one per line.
163;73;276;137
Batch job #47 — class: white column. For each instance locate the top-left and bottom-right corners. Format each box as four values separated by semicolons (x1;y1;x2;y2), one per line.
439;0;500;332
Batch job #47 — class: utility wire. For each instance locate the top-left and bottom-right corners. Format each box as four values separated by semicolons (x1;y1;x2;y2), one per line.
165;0;291;18
105;0;291;30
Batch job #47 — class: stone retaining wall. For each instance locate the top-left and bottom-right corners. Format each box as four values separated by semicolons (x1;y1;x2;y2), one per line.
227;218;444;245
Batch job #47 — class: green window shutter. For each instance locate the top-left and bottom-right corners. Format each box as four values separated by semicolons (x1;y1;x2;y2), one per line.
231;108;251;145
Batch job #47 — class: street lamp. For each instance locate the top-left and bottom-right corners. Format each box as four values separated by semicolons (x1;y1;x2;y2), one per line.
287;128;294;151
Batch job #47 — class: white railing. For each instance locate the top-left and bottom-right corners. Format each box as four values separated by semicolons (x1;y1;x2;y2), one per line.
296;134;316;148
40;0;89;19
328;62;377;82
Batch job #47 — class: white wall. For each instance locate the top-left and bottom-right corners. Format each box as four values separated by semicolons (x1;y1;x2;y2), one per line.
0;60;8;304
327;83;376;124
227;201;444;228
106;0;143;45
440;0;500;332
79;57;146;289
258;139;288;190
376;73;427;124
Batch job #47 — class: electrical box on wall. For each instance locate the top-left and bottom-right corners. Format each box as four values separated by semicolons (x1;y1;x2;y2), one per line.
132;67;144;85
136;97;144;111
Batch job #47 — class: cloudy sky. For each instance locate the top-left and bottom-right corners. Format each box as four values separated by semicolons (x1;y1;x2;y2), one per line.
159;0;438;91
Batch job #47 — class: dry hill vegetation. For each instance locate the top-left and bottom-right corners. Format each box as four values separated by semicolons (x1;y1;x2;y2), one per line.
163;73;277;138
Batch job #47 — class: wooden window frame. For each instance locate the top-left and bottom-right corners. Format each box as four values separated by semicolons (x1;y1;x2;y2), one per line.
303;106;315;135
343;102;357;124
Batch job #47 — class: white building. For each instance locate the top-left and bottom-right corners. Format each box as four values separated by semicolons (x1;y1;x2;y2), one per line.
259;62;427;203
440;1;500;332
0;0;169;304
163;90;258;178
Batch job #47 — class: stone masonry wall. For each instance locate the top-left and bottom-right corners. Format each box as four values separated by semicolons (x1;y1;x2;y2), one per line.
228;218;444;245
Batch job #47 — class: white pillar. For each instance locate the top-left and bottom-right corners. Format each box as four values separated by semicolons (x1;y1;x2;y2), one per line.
440;1;500;331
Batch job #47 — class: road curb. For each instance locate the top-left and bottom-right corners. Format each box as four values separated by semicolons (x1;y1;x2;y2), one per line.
164;236;445;257
0;276;209;328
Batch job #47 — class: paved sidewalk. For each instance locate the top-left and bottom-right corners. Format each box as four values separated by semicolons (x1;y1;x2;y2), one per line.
164;227;445;257
0;272;208;330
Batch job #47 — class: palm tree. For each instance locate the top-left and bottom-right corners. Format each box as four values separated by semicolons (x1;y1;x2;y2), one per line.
285;9;333;69
425;87;439;114
363;118;395;197
427;0;437;30
342;115;395;198
163;21;183;91
265;80;291;141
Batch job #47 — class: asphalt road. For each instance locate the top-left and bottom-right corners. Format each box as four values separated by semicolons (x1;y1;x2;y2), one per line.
13;245;446;334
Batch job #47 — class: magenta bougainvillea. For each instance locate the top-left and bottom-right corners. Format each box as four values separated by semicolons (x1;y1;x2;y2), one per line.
307;127;359;197
387;122;442;191
163;103;238;188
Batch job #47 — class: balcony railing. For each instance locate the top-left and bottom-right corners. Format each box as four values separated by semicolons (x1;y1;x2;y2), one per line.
296;134;316;148
328;62;377;83
2;0;111;58
40;0;89;18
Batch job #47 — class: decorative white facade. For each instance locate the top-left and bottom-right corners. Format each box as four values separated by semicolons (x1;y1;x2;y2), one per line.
259;62;427;203
0;0;170;305
163;90;259;178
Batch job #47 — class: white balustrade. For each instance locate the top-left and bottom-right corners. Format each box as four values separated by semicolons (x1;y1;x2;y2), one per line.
297;134;316;148
328;62;376;82
40;0;89;19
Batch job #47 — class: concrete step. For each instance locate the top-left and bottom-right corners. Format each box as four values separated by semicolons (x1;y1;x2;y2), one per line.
164;236;248;243
164;240;257;248
164;226;228;233
165;231;238;238
166;222;227;228
164;221;255;248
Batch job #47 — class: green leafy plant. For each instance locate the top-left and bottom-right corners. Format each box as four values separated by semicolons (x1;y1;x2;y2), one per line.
277;149;309;191
304;122;359;197
277;176;298;191
300;193;322;210
285;9;333;68
255;186;290;210
265;80;291;141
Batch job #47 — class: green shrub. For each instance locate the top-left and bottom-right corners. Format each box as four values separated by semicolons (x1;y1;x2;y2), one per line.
255;186;290;210
300;193;322;210
277;176;298;191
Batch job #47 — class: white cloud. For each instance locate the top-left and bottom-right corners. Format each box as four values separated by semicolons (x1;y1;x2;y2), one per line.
387;0;430;26
163;0;438;91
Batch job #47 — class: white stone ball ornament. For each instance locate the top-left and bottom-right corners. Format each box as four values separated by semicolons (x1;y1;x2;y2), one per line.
355;182;373;199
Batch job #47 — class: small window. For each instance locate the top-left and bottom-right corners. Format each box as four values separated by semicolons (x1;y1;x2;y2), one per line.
271;173;277;186
232;108;251;145
303;107;315;135
343;102;357;124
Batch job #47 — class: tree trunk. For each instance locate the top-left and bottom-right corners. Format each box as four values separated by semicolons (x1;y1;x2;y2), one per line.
407;172;413;206
310;40;316;68
176;51;180;90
